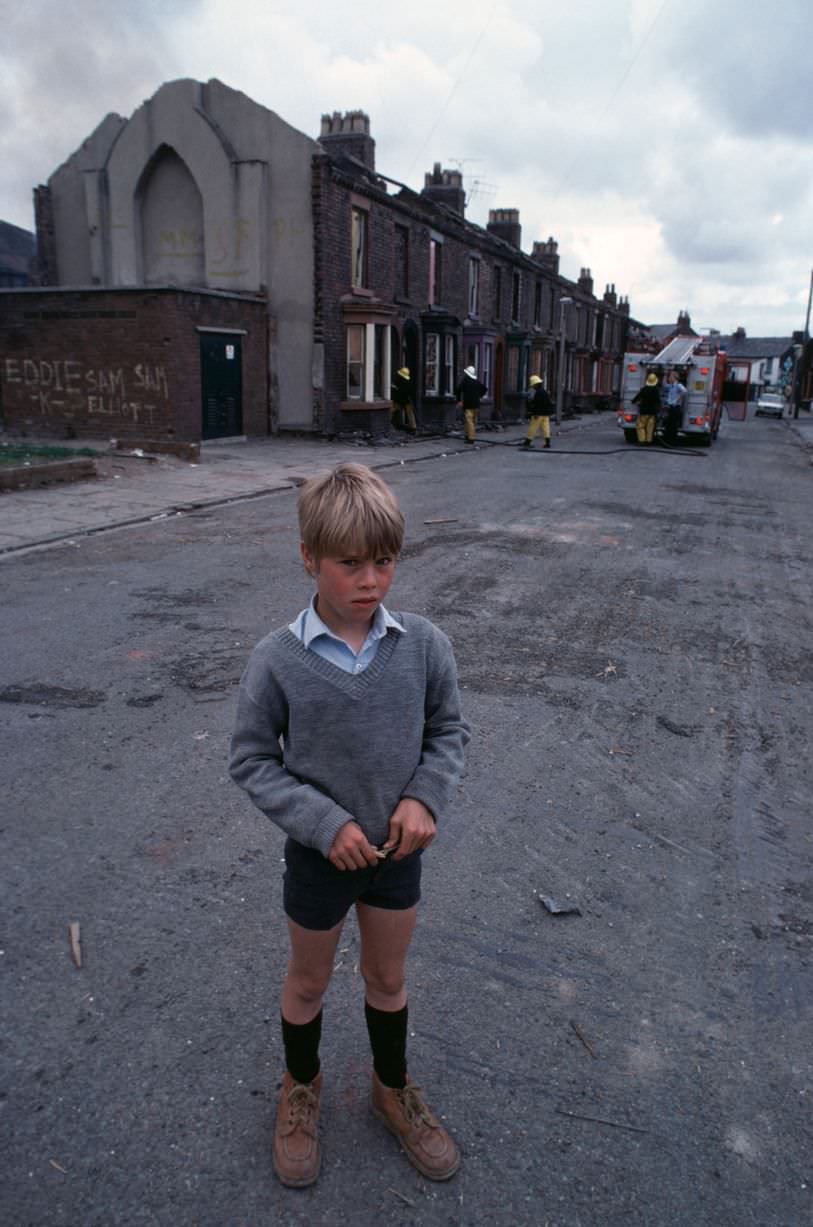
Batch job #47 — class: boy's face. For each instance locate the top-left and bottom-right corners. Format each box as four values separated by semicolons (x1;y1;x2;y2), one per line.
300;545;397;636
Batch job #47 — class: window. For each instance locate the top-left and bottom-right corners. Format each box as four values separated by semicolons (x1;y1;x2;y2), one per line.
374;324;387;399
395;225;409;299
444;336;455;396
511;271;521;325
466;342;479;371
424;334;439;395
493;267;502;320
345;321;391;401
507;345;519;390
429;237;442;306
351;205;368;289
482;342;493;396
347;324;365;399
533;281;542;328
468;257;480;318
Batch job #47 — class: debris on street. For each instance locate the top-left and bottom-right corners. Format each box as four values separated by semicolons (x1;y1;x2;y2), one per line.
538;895;582;917
556;1107;648;1134
68;921;82;968
569;1019;598;1058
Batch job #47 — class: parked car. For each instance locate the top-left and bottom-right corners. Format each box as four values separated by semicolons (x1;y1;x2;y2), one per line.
755;391;785;418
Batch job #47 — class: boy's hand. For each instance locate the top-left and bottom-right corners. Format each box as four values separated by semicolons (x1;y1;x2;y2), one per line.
328;821;379;871
384;798;436;861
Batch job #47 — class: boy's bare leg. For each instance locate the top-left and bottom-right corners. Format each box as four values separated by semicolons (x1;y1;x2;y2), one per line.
274;918;344;1188
356;902;416;1010
357;903;460;1181
282;917;345;1023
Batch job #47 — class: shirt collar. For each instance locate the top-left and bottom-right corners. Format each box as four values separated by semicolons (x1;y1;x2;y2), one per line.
301;597;405;649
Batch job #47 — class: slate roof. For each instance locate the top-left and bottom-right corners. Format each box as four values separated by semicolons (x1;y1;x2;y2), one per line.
0;220;35;278
717;335;794;359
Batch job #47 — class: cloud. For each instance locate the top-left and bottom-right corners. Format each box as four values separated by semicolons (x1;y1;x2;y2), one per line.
0;0;189;226
2;0;810;335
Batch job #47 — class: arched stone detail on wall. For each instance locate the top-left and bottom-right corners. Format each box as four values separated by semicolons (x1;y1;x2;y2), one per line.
105;80;255;289
137;146;205;286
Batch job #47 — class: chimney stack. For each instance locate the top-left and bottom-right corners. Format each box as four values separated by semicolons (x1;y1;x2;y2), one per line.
319;110;375;170
487;208;522;250
603;283;617;307
577;267;594;296
532;237;559;275
421;163;465;216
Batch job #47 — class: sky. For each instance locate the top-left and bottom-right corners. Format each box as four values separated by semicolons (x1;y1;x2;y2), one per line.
2;0;811;336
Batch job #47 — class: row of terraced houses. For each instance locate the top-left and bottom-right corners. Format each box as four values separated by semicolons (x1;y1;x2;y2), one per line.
0;78;641;444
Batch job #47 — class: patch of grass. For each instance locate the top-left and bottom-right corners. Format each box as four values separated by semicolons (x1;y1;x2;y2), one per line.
0;444;99;467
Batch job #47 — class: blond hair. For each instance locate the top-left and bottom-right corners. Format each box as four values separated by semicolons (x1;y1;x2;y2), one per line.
298;463;405;560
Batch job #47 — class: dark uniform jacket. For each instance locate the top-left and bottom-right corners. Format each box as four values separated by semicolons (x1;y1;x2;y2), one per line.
455;375;487;409
632;383;661;413
391;372;413;407
528;385;554;417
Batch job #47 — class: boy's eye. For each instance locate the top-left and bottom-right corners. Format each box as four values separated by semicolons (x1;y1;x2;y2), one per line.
376;557;393;567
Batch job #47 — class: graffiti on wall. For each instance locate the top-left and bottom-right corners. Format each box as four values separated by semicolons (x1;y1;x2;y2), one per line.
2;357;170;425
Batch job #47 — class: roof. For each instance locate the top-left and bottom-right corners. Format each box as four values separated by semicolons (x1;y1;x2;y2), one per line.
0;220;35;276
717;335;794;359
647;322;698;340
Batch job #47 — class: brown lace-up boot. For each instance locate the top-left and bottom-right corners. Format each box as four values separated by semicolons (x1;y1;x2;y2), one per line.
371;1072;460;1180
272;1071;322;1187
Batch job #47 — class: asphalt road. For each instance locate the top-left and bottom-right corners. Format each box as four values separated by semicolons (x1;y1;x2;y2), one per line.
2;414;811;1226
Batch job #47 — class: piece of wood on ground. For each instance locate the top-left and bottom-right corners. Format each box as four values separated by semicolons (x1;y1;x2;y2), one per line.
68;921;82;968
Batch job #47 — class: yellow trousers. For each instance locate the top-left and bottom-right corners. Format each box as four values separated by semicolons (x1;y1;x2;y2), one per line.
392;402;417;431
636;413;656;444
464;409;478;441
526;415;551;441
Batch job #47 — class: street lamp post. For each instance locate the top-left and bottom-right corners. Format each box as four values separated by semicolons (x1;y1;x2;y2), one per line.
555;297;573;427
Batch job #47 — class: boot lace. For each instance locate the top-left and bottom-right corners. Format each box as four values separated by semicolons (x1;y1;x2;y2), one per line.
397;1084;437;1129
286;1083;319;1135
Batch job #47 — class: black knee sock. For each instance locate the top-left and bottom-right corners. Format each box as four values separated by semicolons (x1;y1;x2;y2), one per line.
281;1009;322;1085
364;1001;408;1089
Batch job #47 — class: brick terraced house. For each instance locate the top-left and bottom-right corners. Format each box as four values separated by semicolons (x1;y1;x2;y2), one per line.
0;79;633;443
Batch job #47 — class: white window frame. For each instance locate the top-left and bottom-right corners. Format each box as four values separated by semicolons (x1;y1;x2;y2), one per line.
482;341;493;397
444;335;455;396
351;204;368;289
347;324;366;399
346;322;391;401
424;334;439;396
468;256;480;319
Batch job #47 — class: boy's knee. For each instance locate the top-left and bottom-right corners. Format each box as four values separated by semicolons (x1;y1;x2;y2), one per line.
361;962;404;1000
290;966;332;1005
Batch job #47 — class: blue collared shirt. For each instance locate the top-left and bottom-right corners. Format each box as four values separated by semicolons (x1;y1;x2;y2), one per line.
289;598;405;674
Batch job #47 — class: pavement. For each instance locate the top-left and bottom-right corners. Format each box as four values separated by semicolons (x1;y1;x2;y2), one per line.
0;419;569;557
2;409;810;558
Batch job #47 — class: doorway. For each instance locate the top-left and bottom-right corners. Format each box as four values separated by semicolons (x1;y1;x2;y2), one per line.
200;333;243;439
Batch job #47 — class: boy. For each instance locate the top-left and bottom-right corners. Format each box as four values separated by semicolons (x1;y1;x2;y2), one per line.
229;462;470;1188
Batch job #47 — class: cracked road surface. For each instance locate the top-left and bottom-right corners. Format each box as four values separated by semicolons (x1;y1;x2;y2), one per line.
1;415;811;1225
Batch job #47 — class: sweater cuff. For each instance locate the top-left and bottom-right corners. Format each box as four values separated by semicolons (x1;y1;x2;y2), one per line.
313;804;355;858
401;780;443;825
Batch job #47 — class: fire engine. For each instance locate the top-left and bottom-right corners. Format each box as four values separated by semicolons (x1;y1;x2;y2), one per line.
617;335;730;446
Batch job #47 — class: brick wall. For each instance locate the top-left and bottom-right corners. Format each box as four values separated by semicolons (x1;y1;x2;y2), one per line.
0;288;268;440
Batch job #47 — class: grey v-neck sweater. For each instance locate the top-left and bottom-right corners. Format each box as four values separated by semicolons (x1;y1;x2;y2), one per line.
229;612;470;857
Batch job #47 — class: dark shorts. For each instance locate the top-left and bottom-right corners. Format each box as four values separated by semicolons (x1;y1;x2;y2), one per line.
283;837;422;931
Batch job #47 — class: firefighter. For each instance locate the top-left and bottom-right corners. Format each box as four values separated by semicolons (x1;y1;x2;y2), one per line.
390;366;417;434
632;372;661;445
521;375;553;448
455;365;488;444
